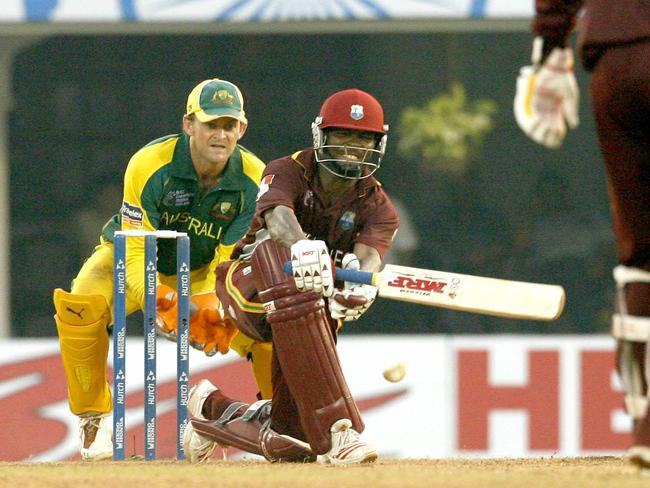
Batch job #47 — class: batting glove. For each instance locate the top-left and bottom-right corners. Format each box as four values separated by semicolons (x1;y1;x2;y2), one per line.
290;239;334;297
329;253;378;321
514;37;579;149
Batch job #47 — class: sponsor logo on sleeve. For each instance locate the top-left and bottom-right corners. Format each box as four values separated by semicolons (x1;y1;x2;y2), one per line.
121;201;144;227
256;174;275;201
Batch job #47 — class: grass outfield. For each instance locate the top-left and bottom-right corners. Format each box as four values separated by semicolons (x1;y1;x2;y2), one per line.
0;457;648;488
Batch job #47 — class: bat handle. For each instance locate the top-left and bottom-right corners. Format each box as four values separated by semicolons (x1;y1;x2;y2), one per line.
282;261;375;286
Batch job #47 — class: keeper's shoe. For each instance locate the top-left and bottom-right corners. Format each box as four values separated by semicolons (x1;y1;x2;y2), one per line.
317;419;379;465
183;379;219;463
79;414;113;461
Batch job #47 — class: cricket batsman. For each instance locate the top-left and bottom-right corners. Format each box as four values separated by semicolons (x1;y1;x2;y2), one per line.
182;88;400;464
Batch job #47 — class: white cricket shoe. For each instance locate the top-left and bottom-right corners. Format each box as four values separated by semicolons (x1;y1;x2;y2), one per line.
183;379;219;463
629;445;650;472
79;414;113;461
317;419;378;465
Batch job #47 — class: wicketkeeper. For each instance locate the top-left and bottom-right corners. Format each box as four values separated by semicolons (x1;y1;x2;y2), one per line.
53;78;266;460
182;88;400;464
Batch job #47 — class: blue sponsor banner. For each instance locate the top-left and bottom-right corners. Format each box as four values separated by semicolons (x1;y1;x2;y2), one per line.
2;0;533;22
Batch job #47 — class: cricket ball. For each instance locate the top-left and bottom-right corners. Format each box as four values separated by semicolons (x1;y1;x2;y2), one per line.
382;362;406;383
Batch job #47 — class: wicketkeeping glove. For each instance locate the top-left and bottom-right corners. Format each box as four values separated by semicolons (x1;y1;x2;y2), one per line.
290;239;334;297
156;286;238;356
188;292;239;356
514;37;579;149
156;284;179;341
329;253;378;322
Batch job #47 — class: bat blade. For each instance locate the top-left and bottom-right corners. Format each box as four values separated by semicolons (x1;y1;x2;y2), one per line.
282;262;566;321
374;264;565;321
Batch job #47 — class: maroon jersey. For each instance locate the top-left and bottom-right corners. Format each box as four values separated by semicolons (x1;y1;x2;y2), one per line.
232;149;399;266
533;0;650;69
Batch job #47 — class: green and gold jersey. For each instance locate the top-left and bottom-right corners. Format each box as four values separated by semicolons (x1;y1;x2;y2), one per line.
102;133;264;301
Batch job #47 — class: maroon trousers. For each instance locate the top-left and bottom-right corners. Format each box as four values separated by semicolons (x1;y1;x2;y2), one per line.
591;41;650;446
590;40;650;317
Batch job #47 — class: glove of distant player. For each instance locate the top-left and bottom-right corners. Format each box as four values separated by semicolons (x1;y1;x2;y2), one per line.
514;37;579;149
329;253;378;322
290;239;334;297
156;285;238;356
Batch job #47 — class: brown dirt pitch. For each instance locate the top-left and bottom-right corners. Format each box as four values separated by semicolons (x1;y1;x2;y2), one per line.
0;456;648;488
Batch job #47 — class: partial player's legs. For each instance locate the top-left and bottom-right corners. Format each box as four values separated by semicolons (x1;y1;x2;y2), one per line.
612;266;650;468
54;288;113;461
184;379;315;463
186;241;377;463
251;240;376;463
183;379;220;463
53;241;139;460
251;240;377;464
590;42;650;469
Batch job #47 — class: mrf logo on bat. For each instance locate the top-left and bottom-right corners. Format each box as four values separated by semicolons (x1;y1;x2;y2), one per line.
385;272;460;299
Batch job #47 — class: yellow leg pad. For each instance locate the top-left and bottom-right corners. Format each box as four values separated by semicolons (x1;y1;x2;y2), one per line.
54;288;110;326
230;332;273;400
54;289;112;415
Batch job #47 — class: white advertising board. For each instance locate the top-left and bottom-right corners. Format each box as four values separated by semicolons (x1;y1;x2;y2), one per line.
0;335;628;461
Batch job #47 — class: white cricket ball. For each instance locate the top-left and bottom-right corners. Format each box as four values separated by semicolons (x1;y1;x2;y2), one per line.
382;362;406;383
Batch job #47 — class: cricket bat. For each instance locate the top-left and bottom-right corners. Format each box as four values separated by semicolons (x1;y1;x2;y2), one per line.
284;262;565;321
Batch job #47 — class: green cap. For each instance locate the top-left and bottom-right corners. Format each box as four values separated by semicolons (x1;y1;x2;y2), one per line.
185;78;247;124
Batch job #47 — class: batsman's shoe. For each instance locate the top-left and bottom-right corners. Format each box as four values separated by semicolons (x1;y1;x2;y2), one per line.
79;414;112;461
183;379;219;463
317;418;378;465
188;379;219;420
629;445;650;472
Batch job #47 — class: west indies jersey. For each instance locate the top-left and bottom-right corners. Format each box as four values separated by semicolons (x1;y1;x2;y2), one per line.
233;148;399;265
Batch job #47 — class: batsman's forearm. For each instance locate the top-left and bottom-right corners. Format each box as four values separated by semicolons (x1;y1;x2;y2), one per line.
263;205;306;248
352;242;382;273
